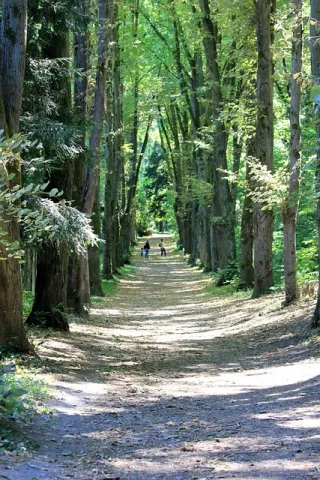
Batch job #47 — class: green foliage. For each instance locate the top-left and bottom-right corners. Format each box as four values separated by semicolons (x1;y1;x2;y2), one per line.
122;250;132;265
1;187;99;258
12;0;320;306
207;281;251;298
22;198;99;254
23;291;34;321
91;265;136;304
0;360;49;420
0;134;99;259
137;141;176;235
0;357;50;452
310;86;320;102
211;261;240;287
136;200;152;237
190;177;213;207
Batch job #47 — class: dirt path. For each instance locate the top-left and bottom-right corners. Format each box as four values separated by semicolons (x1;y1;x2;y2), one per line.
1;236;320;480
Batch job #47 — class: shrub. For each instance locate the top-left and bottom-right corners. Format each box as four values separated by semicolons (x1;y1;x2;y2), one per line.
213;261;239;287
0;360;49;420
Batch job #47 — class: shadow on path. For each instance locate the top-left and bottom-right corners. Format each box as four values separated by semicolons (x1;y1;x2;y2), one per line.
1;241;319;480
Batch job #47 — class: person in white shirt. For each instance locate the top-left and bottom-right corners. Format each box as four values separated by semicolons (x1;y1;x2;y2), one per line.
159;239;166;257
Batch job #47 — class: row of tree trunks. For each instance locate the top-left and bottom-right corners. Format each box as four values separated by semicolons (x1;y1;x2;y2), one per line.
28;0;109;325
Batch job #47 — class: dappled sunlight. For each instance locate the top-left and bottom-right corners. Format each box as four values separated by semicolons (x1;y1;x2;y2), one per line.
146;361;320;397
19;249;319;480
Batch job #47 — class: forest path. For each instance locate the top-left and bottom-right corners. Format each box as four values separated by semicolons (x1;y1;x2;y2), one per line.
1;235;320;480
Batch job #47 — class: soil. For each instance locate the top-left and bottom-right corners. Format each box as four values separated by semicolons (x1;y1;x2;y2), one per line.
0;235;319;480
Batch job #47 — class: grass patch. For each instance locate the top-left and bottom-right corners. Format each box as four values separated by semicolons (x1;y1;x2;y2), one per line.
91;264;136;305
115;264;136;277
308;329;320;345
207;282;252;298
23;290;34;321
0;355;51;453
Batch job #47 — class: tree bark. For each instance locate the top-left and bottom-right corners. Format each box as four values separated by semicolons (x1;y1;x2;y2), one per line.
281;0;302;305
77;0;109;299
252;0;275;298
103;0;123;278
123;1;140;257
27;27;73;329
81;0;109;215
68;0;90;315
89;183;104;296
123;113;153;255
28;243;69;330
0;0;29;352
198;0;236;270
311;0;320;327
103;101;115;278
240;139;255;287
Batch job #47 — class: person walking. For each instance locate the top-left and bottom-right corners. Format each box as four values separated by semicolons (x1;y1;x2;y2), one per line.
159;238;166;257
144;240;150;259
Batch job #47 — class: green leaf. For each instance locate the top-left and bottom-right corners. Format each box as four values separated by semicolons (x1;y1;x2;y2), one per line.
49;188;59;197
310;86;320;102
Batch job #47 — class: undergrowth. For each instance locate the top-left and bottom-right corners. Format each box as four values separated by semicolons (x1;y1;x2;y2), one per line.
23;290;34;321
0;356;51;452
91;264;136;305
207;282;251;298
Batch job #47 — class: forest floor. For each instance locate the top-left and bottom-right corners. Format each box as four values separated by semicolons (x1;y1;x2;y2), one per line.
1;235;320;480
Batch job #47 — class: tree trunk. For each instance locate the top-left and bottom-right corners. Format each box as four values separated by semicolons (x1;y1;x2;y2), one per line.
89;184;104;296
0;0;29;352
240;156;254;287
103;0;123;278
311;0;320;327
123;113;153;256
23;248;36;292
198;0;236;270
81;0;109;215
281;0;302;305
68;0;90;315
252;0;275;298
27;28;74;329
28;243;69;330
231;125;243;217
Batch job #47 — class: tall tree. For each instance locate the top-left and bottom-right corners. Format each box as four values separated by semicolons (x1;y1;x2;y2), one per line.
252;0;275;298
0;0;29;351
103;0;123;279
71;0;109;304
198;0;236;270
68;0;91;315
89;180;104;295
281;0;302;305
240;138;255;287
122;0;141;257
81;0;109;215
311;0;320;327
27;7;74;330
